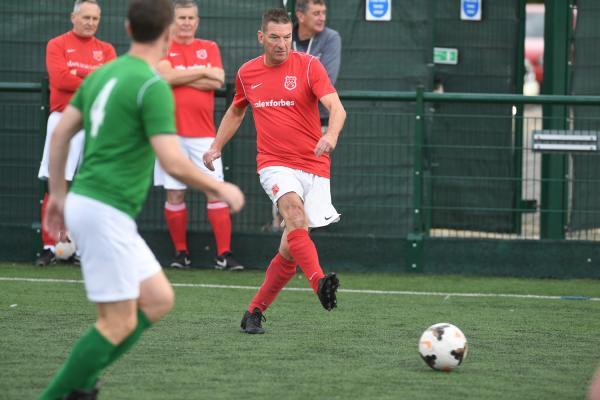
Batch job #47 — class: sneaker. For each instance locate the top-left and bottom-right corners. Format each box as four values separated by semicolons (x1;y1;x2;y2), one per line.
317;272;339;311
240;308;266;334
63;379;101;399
66;253;81;266
35;249;56;267
170;251;191;269
215;252;244;271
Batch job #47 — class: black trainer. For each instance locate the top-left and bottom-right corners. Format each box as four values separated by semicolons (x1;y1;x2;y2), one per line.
36;249;56;267
170;251;191;269
215;252;244;271
240;308;266;334
66;253;81;266
317;272;339;311
63;380;101;399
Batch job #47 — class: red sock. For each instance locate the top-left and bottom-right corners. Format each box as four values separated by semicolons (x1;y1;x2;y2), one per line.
207;201;231;256
164;202;188;253
287;229;324;293
41;192;55;249
249;253;297;312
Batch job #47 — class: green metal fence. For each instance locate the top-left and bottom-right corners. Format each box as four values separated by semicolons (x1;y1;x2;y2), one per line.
3;82;600;277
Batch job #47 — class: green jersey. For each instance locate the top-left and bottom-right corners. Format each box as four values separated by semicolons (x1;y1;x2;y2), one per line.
70;55;175;218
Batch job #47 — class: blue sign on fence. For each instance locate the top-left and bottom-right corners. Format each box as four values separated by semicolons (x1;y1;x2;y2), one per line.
366;0;391;21
461;0;482;21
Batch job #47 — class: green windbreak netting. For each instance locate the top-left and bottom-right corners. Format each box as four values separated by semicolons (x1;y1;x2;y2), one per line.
327;0;432;91
301;0;432;236
427;0;520;233
0;0;520;245
0;1;280;82
0;92;43;229
570;0;600;232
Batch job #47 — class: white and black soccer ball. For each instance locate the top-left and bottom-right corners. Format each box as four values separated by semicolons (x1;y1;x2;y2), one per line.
418;322;468;372
55;237;76;261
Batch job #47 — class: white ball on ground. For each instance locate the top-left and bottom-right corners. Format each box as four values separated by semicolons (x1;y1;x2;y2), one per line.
55;238;76;260
418;322;468;372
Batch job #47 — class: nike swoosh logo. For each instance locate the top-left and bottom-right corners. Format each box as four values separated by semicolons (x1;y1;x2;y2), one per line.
169;53;179;57
216;259;227;267
251;83;263;89
324;215;334;220
67;49;76;53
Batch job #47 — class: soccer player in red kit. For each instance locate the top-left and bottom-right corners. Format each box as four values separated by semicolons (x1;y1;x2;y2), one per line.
36;0;116;266
203;8;346;334
154;0;244;270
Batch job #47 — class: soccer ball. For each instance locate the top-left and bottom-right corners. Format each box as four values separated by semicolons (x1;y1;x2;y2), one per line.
418;322;468;372
55;237;76;260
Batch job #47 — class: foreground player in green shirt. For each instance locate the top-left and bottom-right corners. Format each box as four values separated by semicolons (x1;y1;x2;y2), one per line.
39;1;244;398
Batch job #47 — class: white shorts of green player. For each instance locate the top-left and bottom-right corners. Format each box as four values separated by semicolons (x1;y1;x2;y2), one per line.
38;111;85;181
259;166;340;229
65;193;162;302
153;137;224;190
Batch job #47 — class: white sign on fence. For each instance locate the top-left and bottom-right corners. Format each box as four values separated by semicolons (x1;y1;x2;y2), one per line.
461;0;482;21
366;0;391;21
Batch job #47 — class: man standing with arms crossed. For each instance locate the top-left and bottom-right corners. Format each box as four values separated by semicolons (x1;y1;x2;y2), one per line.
39;0;244;398
204;8;346;334
155;0;244;271
37;0;117;266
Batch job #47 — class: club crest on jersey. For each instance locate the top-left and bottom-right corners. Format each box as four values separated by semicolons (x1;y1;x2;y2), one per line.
92;51;104;61
196;49;208;59
284;76;297;91
272;184;280;196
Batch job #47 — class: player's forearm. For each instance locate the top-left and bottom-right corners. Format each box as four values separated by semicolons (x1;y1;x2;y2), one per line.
152;134;221;196
212;105;246;151
47;129;70;198
161;68;223;87
187;78;223;91
325;102;346;139
48;69;83;91
48;105;83;196
168;158;221;197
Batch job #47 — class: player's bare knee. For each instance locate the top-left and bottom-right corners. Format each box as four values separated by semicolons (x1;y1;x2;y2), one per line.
160;286;175;316
166;190;185;205
278;246;293;261
281;206;307;229
142;287;175;322
96;313;137;344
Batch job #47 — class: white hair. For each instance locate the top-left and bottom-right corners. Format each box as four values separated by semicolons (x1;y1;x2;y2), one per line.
73;0;99;14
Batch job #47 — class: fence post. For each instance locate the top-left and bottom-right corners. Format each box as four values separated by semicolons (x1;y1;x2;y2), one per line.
512;0;526;234
540;0;571;239
34;77;50;258
406;86;425;272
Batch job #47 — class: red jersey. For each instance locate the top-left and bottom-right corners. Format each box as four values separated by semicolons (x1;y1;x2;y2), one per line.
234;52;336;178
167;39;223;137
46;31;116;112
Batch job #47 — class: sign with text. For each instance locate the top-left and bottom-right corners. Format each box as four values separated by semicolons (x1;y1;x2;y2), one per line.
434;47;459;65
461;0;482;21
366;0;391;21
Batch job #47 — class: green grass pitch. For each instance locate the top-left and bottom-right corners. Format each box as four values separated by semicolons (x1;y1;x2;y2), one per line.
1;263;599;399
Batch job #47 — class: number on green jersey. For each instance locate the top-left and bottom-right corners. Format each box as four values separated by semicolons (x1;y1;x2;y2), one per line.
90;78;118;138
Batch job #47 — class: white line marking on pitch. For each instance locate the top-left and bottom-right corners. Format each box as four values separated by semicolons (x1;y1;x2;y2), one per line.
1;276;598;302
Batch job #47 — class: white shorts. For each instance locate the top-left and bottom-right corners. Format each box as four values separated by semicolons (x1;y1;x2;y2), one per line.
259;166;340;228
65;193;162;303
38;111;85;181
154;136;223;190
